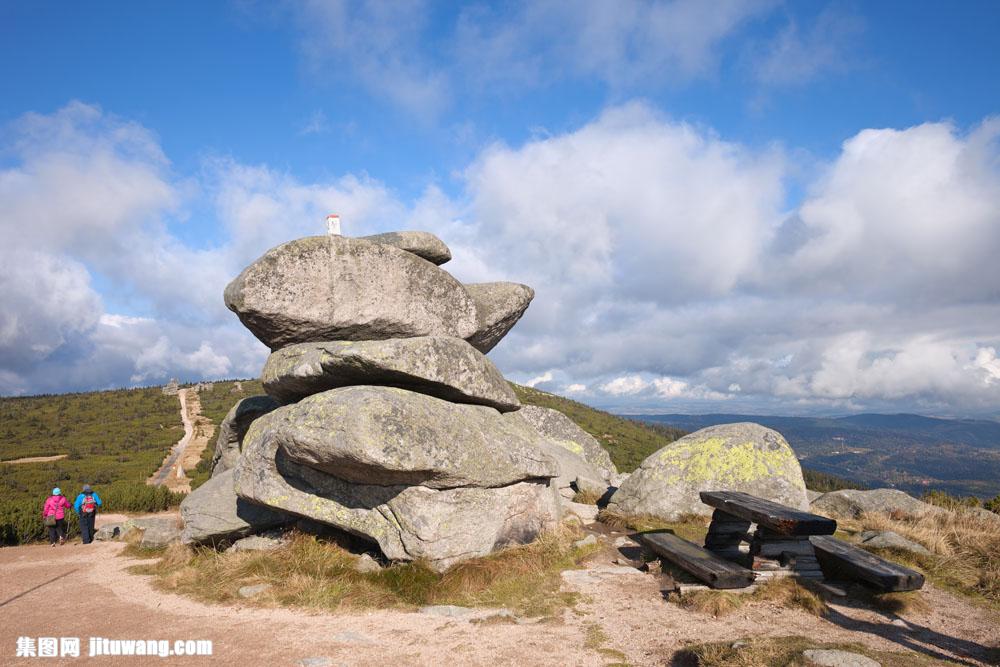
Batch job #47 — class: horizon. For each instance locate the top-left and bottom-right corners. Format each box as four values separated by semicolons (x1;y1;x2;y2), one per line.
2;2;1000;417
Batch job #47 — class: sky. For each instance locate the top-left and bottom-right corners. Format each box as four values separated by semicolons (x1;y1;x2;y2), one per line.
1;1;999;417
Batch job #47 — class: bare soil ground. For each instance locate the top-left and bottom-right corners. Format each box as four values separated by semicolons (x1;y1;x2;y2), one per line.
1;517;997;666
147;389;214;494
2;454;68;464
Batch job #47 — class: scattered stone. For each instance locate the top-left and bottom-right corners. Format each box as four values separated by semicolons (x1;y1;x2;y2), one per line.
463;282;534;353
607;423;808;521
560;565;645;587
558;486;577;500
565;503;600;523
574;475;610;501
330;631;376;644
354;553;381;573
811;489;944;520
817;582;849;597
261;337;519;412
180;469;291;546
297;658;334;667
94;523;127;541
237;583;272;598
860;531;931;556
224;235;478;350
573;534;598;549
802;649;881;667
229;534;285;552
211;395;280;476
419;605;514;622
516;405;616;479
130;517;182;549
359;231;451;265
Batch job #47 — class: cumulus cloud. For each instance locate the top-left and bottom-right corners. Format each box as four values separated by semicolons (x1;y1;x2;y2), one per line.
3;100;1000;418
283;0;776;115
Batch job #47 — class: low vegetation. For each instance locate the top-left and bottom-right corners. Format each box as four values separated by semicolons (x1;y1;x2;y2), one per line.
0;386;185;544
801;468;867;493
672;635;945;667
511;383;686;471
846;508;1000;609
679;578;829;618
186;380;263;490
129;526;600;617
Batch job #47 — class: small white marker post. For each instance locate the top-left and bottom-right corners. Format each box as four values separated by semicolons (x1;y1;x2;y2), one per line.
326;213;341;236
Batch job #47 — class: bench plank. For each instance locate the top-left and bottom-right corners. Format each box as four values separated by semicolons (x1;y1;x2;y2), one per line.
810;535;925;592
700;491;836;536
640;532;756;590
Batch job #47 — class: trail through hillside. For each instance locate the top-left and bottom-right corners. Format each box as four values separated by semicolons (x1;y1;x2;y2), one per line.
1;454;68;464
148;389;214;493
0;516;997;666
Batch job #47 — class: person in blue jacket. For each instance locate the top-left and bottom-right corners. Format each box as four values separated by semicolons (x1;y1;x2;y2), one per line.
73;484;102;544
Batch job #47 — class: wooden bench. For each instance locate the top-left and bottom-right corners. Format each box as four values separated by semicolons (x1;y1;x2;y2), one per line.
810;535;925;592
639;531;756;590
699;491;837;536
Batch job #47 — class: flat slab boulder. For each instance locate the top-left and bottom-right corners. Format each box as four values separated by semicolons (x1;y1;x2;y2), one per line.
234;390;561;570
516;405;616;480
224;235;478;350
464;282;534;353
261;337;520;412
359;231;451;265
811;489;944;519
240;386;555;488
211;395;280;476
180;469;291;545
607;423;808;521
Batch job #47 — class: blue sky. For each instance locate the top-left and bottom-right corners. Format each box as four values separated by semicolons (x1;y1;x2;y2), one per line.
1;1;999;416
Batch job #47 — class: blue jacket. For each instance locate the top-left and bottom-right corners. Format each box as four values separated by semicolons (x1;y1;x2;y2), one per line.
73;492;102;514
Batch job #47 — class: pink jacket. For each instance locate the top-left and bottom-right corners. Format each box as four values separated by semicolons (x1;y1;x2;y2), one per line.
43;495;71;520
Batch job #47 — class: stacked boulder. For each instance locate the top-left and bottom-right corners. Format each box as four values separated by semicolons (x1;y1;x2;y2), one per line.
181;232;613;571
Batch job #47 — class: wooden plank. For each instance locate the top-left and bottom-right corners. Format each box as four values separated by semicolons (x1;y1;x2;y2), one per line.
810;536;925;592
639;532;756;590
700;491;837;536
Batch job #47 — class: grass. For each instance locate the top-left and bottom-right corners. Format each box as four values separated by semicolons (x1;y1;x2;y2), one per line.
843;507;1000;610
129;525;601;617
511;383;686;472
597;510;710;543
584;623;629;664
678;578;829;618
672;635;950;667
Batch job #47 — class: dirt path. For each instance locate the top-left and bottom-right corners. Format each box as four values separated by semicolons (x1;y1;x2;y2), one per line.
148;389;214;493
1;522;997;666
1;454;68;464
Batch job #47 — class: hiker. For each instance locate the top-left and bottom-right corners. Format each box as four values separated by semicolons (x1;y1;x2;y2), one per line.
74;484;102;544
42;488;72;546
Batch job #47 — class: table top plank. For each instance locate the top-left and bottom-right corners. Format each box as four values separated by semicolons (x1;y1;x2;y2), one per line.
699;491;837;536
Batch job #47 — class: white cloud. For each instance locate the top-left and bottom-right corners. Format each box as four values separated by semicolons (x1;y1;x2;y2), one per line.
752;7;863;86
524;371;554;388
564;383;587;393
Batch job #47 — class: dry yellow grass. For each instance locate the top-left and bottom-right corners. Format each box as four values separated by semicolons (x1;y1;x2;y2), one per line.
597;510;710;542
679;578;828;618
128;526;601;617
674;635;946;667
848;508;1000;608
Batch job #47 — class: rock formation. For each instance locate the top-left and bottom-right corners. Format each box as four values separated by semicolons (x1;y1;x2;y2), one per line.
180;229;609;570
607;422;808;521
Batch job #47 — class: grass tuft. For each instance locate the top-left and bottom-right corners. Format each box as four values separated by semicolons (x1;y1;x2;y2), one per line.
677;578;828;618
673;635;943;667
127;526;599;617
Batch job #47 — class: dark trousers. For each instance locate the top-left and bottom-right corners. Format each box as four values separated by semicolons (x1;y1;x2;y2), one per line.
80;512;97;544
47;518;66;544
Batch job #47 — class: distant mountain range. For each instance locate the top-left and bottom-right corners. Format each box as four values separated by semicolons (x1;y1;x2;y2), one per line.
627;413;1000;499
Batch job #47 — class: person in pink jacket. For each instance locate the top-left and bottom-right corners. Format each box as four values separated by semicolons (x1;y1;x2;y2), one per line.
42;488;72;546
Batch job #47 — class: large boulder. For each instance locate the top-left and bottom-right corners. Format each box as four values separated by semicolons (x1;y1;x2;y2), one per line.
238;386;555;489
359;231;451;265
464;282;534;353
811;489;944;519
607;423;808;521
211;395;280;476
180;469;291;545
261;337;520;412
234;389;561;570
224;235;478;350
515;405;617;480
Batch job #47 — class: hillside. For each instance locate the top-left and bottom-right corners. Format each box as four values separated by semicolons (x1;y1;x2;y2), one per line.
511;383;686;471
638;412;1000;499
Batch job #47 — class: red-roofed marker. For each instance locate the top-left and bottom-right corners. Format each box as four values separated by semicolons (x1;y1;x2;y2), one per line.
326;214;341;236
